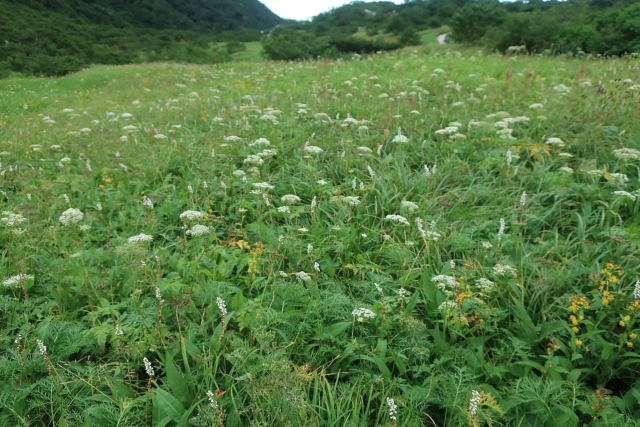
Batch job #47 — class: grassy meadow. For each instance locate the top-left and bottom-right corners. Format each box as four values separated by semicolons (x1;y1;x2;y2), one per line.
2;47;640;426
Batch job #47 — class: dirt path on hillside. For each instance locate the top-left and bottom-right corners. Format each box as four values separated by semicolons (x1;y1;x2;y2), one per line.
437;33;449;45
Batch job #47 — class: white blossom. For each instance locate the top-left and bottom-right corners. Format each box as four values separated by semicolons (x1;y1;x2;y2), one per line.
352;308;377;322
128;233;153;244
180;210;204;221
385;215;410;226
2;274;34;288
143;357;155;377
59;208;84;226
186;224;210;236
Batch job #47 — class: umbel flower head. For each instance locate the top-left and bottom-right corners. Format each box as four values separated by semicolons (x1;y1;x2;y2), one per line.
281;194;301;205
179;210;204;222
59;208;84;226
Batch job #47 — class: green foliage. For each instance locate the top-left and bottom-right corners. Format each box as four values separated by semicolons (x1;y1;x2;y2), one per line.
3;45;640;426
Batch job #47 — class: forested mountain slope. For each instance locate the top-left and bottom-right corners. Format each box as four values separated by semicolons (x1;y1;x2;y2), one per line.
0;0;281;76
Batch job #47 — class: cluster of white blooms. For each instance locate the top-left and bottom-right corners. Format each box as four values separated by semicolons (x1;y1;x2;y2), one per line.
244;155;264;165
520;192;527;207
251;138;271;146
1;212;27;227
553;84;572;93
352;308;377;322
257;149;277;158
143;196;154;209
613;191;636;201
367;165;376;178
224;135;242;142
385;215;410;226
545;137;565;146
36;339;47;356
438;301;457;312
217;297;227;316
304;145;324;154
206;390;219;410
281;194;301;204
609;173;629;184
391;130;409;143
476;278;495;290
469;390;481;415
186;224;210;236
2;274;34;287
497;218;506;241
59;208;84;226
401;201;419;212
613;148;640;160
295;271;312;282
330;196;361;207
529;103;544;109
180;210;204;221
386;397;398;421
277;206;290;213
634;281;640;300
357;146;373;153
435;126;459;135
143;357;155;377
128;233;153;244
493;264;518;277
432;275;459;295
253;182;275;190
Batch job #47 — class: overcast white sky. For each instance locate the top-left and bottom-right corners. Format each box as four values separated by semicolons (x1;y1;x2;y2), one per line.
261;0;404;21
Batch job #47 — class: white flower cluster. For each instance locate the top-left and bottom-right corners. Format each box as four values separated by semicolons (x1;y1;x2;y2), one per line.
386;397;398;421
244;155;264;165
304;145;324;154
352;308;377;322
401;201;419;212
330;196;361;207
391;130;409;143
143;357;155;377
295;271;312;282
128;233;153;244
253;182;275;189
469;390;481;415
217;297;227;317
59;208;84;226
36;339;47;356
281;194;301;204
1;212;27;227
476;278;495;290
545;137;565;146
2;274;34;287
186;224;210;236
432;275;459;296
493;263;518;277
385;215;410;226
634;280;640;300
179;210;204;221
613;191;636;201
613;148;640;160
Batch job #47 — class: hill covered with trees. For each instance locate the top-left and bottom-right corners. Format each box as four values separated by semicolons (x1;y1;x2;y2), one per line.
0;0;281;77
262;0;640;60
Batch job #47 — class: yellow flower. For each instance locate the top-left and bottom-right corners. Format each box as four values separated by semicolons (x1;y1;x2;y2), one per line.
620;321;627;327
576;339;583;346
628;342;634;348
572;327;579;333
624;315;631;321
631;333;638;339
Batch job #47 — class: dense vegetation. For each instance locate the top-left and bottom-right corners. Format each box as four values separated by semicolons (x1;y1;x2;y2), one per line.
0;0;280;77
263;0;640;61
2;46;640;426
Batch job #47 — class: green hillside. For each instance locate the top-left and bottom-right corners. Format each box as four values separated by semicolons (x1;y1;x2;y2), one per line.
9;0;281;33
0;0;281;77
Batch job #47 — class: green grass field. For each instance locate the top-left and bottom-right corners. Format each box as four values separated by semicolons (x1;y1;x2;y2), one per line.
1;48;640;426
